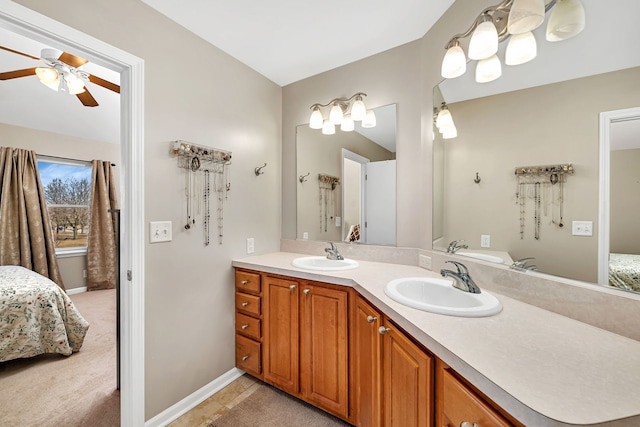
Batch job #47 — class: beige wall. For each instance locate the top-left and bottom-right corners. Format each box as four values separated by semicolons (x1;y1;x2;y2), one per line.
282;41;424;248
438;68;640;282
610;148;640;254
15;0;282;420
1;122;120;291
296;125;394;242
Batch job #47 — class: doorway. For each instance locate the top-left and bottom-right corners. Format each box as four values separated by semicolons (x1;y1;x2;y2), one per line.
0;2;145;425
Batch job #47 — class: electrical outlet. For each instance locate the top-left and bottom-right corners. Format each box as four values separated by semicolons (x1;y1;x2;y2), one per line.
481;234;491;248
335;216;341;227
572;221;593;236
246;237;255;254
419;254;432;270
303;232;309;240
149;221;172;243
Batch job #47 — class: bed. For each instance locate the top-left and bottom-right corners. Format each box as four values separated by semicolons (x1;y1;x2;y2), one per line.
608;253;640;293
0;265;90;362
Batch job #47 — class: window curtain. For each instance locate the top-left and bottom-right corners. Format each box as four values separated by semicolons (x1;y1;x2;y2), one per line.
86;160;118;291
0;146;65;288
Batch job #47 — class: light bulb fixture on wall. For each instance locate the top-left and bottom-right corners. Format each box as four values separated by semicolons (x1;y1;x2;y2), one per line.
434;102;457;139
308;92;376;135
440;0;585;82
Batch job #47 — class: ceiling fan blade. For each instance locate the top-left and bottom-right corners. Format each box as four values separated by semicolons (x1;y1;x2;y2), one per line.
88;74;120;93
0;45;39;60
0;67;37;80
59;51;88;68
76;88;99;107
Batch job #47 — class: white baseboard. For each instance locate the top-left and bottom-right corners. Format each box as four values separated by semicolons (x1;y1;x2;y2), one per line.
145;367;245;427
66;286;87;295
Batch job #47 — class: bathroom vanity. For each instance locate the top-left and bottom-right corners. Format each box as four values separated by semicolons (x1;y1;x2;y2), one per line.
233;252;640;427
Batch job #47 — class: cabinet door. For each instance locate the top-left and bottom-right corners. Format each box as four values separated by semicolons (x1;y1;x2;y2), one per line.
300;284;349;419
383;320;434;427
263;276;299;394
351;295;383;427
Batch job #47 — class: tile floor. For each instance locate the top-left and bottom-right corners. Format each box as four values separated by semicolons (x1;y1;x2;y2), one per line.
168;374;261;427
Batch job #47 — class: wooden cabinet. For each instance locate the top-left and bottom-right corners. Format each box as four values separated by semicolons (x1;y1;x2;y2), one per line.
300;283;349;419
436;359;518;427
234;270;262;378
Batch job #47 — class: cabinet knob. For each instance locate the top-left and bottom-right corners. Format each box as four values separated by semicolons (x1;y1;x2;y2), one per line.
241;324;249;330
460;423;479;427
303;289;310;295
366;315;377;323
289;285;296;290
241;302;248;307
378;326;391;335
242;355;249;361
241;280;248;285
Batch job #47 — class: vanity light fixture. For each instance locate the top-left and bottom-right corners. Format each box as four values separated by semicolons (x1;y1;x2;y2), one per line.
440;0;585;82
434;103;457;139
308;92;376;134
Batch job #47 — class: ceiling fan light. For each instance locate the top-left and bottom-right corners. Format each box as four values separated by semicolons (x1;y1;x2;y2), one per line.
505;32;537;65
475;54;502;83
508;0;545;34
322;120;335;135
441;41;467;79
35;67;59;91
546;0;586;42
309;106;324;129
351;96;366;121
65;74;86;95
468;16;499;60
362;110;377;128
341;114;355;132
329;104;344;125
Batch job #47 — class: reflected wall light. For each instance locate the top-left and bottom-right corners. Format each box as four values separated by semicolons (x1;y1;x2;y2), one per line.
434;102;458;139
308;92;376;134
440;0;585;83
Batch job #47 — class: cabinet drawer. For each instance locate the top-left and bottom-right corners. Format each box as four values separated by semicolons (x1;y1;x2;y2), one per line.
236;312;261;340
236;292;261;316
236;270;261;294
442;369;512;427
236;334;261;376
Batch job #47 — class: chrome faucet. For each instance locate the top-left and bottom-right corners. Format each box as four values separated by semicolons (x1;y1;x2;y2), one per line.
325;242;344;260
441;260;481;294
446;240;468;254
511;257;537;272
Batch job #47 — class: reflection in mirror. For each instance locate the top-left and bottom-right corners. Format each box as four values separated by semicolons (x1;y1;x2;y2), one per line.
297;104;397;245
432;0;640;291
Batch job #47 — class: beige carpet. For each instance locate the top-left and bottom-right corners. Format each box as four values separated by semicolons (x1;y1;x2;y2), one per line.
0;289;119;427
209;384;352;427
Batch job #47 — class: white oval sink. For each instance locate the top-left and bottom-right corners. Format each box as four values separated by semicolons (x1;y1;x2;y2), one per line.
291;256;359;271
456;251;505;264
384;277;502;317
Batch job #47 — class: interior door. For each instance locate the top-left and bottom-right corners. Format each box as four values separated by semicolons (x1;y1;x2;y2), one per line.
365;160;396;245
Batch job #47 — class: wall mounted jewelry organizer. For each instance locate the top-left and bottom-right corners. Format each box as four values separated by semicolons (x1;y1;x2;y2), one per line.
318;174;340;233
170;140;232;245
514;163;574;240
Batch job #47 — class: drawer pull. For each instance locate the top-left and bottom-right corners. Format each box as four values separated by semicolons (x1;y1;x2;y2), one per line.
242;355;249;361
366;315;377;323
460;423;478;427
241;302;249;307
303;289;310;295
241;280;248;285
378;326;390;335
289;285;296;290
241;324;249;330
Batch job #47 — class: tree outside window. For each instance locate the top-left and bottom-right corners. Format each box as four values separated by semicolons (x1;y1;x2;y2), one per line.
38;158;92;253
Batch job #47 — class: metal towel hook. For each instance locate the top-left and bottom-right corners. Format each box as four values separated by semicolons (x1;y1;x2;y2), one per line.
299;172;310;183
474;172;481;184
254;163;267;176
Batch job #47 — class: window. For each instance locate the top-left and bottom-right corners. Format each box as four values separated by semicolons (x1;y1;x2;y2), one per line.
37;157;92;256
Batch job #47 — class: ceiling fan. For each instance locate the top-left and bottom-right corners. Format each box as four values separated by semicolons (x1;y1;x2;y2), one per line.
0;45;120;107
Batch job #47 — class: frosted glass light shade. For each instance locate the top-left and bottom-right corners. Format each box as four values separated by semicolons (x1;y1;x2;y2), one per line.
505;32;537;65
35;67;59;91
351;97;366;121
362;110;376;128
329;104;344;125
322;120;335;135
442;124;458;139
441;42;467;79
309;107;324;129
341;114;355;132
476;54;502;83
436;108;454;130
65;74;86;95
468;18;499;60
546;0;586;41
508;0;545;34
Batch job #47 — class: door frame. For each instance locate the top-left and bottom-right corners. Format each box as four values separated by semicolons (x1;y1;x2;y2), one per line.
0;2;146;426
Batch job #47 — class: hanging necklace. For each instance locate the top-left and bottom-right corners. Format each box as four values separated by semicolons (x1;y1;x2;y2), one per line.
203;169;210;246
534;181;541;240
519;182;526;239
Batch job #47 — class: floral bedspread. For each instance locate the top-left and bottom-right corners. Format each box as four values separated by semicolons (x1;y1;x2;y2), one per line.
0;265;90;362
609;253;640;293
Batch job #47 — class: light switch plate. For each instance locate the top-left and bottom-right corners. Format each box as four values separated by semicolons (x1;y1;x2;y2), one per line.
150;221;172;243
246;237;255;254
481;234;491;248
572;220;593;236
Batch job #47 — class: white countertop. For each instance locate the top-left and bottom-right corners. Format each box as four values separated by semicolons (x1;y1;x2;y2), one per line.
233;252;640;427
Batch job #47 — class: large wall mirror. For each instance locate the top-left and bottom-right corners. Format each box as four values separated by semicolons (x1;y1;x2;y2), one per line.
432;0;640;292
297;104;397;245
